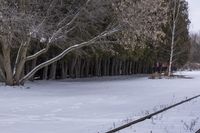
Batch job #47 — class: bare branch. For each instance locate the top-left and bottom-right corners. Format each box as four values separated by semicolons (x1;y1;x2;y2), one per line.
32;0;57;34
57;0;92;27
26;0;94;61
20;28;119;83
13;42;24;75
26;45;49;61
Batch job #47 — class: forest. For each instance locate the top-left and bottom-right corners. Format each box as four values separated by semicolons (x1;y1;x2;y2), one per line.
0;0;191;85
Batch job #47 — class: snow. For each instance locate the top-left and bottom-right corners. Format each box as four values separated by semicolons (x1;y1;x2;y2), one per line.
0;71;200;133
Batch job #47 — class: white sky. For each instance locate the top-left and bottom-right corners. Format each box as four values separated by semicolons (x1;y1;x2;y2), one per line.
187;0;200;33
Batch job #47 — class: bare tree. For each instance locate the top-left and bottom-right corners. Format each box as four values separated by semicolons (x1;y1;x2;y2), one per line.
168;0;181;76
0;0;169;85
0;0;119;85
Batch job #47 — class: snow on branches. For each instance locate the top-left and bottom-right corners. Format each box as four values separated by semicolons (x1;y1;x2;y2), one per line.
113;0;168;50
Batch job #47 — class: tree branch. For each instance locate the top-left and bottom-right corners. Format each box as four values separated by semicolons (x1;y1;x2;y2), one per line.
26;25;76;62
32;0;57;34
27;0;88;62
57;0;91;27
13;42;24;75
20;28;119;83
26;44;49;61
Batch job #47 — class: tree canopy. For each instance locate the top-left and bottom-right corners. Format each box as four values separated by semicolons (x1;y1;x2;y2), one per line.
0;0;191;85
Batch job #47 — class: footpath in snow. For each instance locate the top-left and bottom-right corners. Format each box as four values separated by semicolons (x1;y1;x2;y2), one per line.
0;71;200;133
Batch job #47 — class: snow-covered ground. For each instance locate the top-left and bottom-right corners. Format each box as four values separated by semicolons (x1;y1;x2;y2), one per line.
0;71;200;133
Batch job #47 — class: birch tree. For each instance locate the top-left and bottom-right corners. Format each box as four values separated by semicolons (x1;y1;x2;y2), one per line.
167;0;180;76
167;0;190;76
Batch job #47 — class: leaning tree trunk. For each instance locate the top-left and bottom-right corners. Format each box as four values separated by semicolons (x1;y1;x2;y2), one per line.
2;45;13;85
168;20;176;77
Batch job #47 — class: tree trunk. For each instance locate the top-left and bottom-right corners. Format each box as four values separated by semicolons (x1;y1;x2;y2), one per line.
111;58;115;76
85;59;90;77
168;21;176;77
49;62;57;80
115;59;119;75
129;61;132;74
168;0;180;77
70;56;77;78
13;41;30;85
98;57;102;76
135;62;138;74
126;60;129;75
61;61;66;79
103;59;107;76
41;56;49;80
108;57;111;76
94;56;98;76
81;59;86;78
30;58;37;81
122;60;126;75
75;57;81;78
0;68;5;82
90;59;95;77
119;60;122;75
0;55;5;81
43;66;48;80
2;45;13;85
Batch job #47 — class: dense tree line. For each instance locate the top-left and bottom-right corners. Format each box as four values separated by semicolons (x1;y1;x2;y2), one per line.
0;0;191;85
189;33;200;63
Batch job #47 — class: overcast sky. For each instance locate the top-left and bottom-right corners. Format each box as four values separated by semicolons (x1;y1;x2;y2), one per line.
187;0;200;33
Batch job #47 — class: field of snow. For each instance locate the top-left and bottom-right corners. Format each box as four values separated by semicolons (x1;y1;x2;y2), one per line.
0;71;200;133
